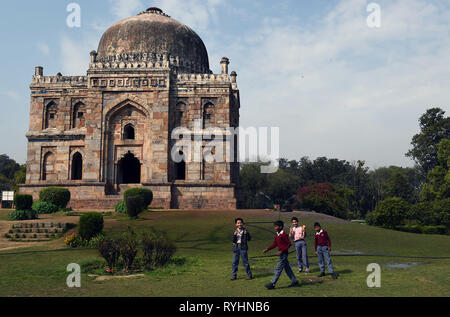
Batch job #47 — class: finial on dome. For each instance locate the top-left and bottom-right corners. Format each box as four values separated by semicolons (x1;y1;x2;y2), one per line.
138;7;170;17
147;7;163;13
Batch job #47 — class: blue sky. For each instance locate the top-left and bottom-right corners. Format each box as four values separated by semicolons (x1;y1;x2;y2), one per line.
0;0;449;168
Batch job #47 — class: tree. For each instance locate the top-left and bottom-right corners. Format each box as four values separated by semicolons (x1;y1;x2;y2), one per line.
420;139;450;201
0;154;25;191
386;171;415;203
239;162;268;208
366;197;409;229
406;108;450;177
265;169;299;205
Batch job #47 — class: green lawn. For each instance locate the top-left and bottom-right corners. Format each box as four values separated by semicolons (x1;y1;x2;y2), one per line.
0;210;449;297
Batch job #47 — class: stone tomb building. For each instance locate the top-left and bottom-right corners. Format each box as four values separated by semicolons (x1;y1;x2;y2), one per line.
20;8;240;210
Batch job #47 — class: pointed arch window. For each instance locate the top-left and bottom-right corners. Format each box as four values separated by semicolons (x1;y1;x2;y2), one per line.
203;103;215;129
42;152;56;181
71;152;83;180
175;102;186;127
44;102;58;129
72;102;86;128
123;124;135;140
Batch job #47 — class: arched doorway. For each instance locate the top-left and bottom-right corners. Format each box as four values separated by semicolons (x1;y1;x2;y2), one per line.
118;152;141;184
71;152;83;180
174;151;186;180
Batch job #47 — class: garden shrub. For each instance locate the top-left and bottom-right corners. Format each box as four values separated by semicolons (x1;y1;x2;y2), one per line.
153;236;177;267
78;212;104;240
140;231;177;268
39;187;71;209
422;225;448;235
32;201;59;214
14;194;33;211
123;188;153;209
366;197;409;229
115;201;127;214
395;224;423;234
98;239;121;268
9;210;38;221
126;197;144;218
118;227;138;269
141;231;156;266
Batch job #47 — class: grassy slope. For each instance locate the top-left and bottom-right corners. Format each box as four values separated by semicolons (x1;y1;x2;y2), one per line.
0;209;449;297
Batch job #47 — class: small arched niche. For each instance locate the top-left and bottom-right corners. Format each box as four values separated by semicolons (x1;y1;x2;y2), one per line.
123;124;136;140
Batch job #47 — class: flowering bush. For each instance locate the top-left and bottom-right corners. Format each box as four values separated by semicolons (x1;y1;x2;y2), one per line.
297;182;349;219
64;233;105;248
64;233;84;248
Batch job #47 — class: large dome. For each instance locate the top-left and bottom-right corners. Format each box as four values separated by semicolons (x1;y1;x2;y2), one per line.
96;7;210;72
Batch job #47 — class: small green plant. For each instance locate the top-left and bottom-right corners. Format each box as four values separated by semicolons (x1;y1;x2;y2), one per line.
9;210;38;221
115;201;127;214
78;213;104;240
32;201;59;214
14;194;33;211
38;187;71;209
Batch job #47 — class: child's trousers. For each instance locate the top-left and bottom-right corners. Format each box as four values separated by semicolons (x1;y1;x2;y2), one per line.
270;252;298;285
232;246;252;278
317;246;334;273
295;240;309;270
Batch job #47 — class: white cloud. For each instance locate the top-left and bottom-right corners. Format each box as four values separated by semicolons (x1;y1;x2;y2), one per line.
37;42;50;56
153;0;225;31
60;35;98;75
109;0;143;20
232;0;450;168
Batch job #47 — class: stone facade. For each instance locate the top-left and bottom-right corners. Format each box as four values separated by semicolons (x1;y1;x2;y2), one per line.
20;8;240;210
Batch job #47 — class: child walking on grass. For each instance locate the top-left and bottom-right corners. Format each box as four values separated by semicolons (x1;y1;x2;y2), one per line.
263;221;299;290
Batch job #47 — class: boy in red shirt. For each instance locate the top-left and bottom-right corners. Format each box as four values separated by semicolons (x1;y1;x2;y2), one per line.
314;222;337;279
263;221;299;290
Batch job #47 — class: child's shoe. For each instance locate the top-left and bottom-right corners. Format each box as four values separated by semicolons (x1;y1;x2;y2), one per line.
265;283;275;290
230;276;237;281
331;273;338;280
318;272;326;277
288;280;300;288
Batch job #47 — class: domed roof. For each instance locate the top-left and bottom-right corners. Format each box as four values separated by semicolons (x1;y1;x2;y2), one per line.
97;7;210;72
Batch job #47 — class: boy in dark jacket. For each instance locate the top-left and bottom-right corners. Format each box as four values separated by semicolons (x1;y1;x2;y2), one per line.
263;221;299;289
314;222;337;279
231;218;253;280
